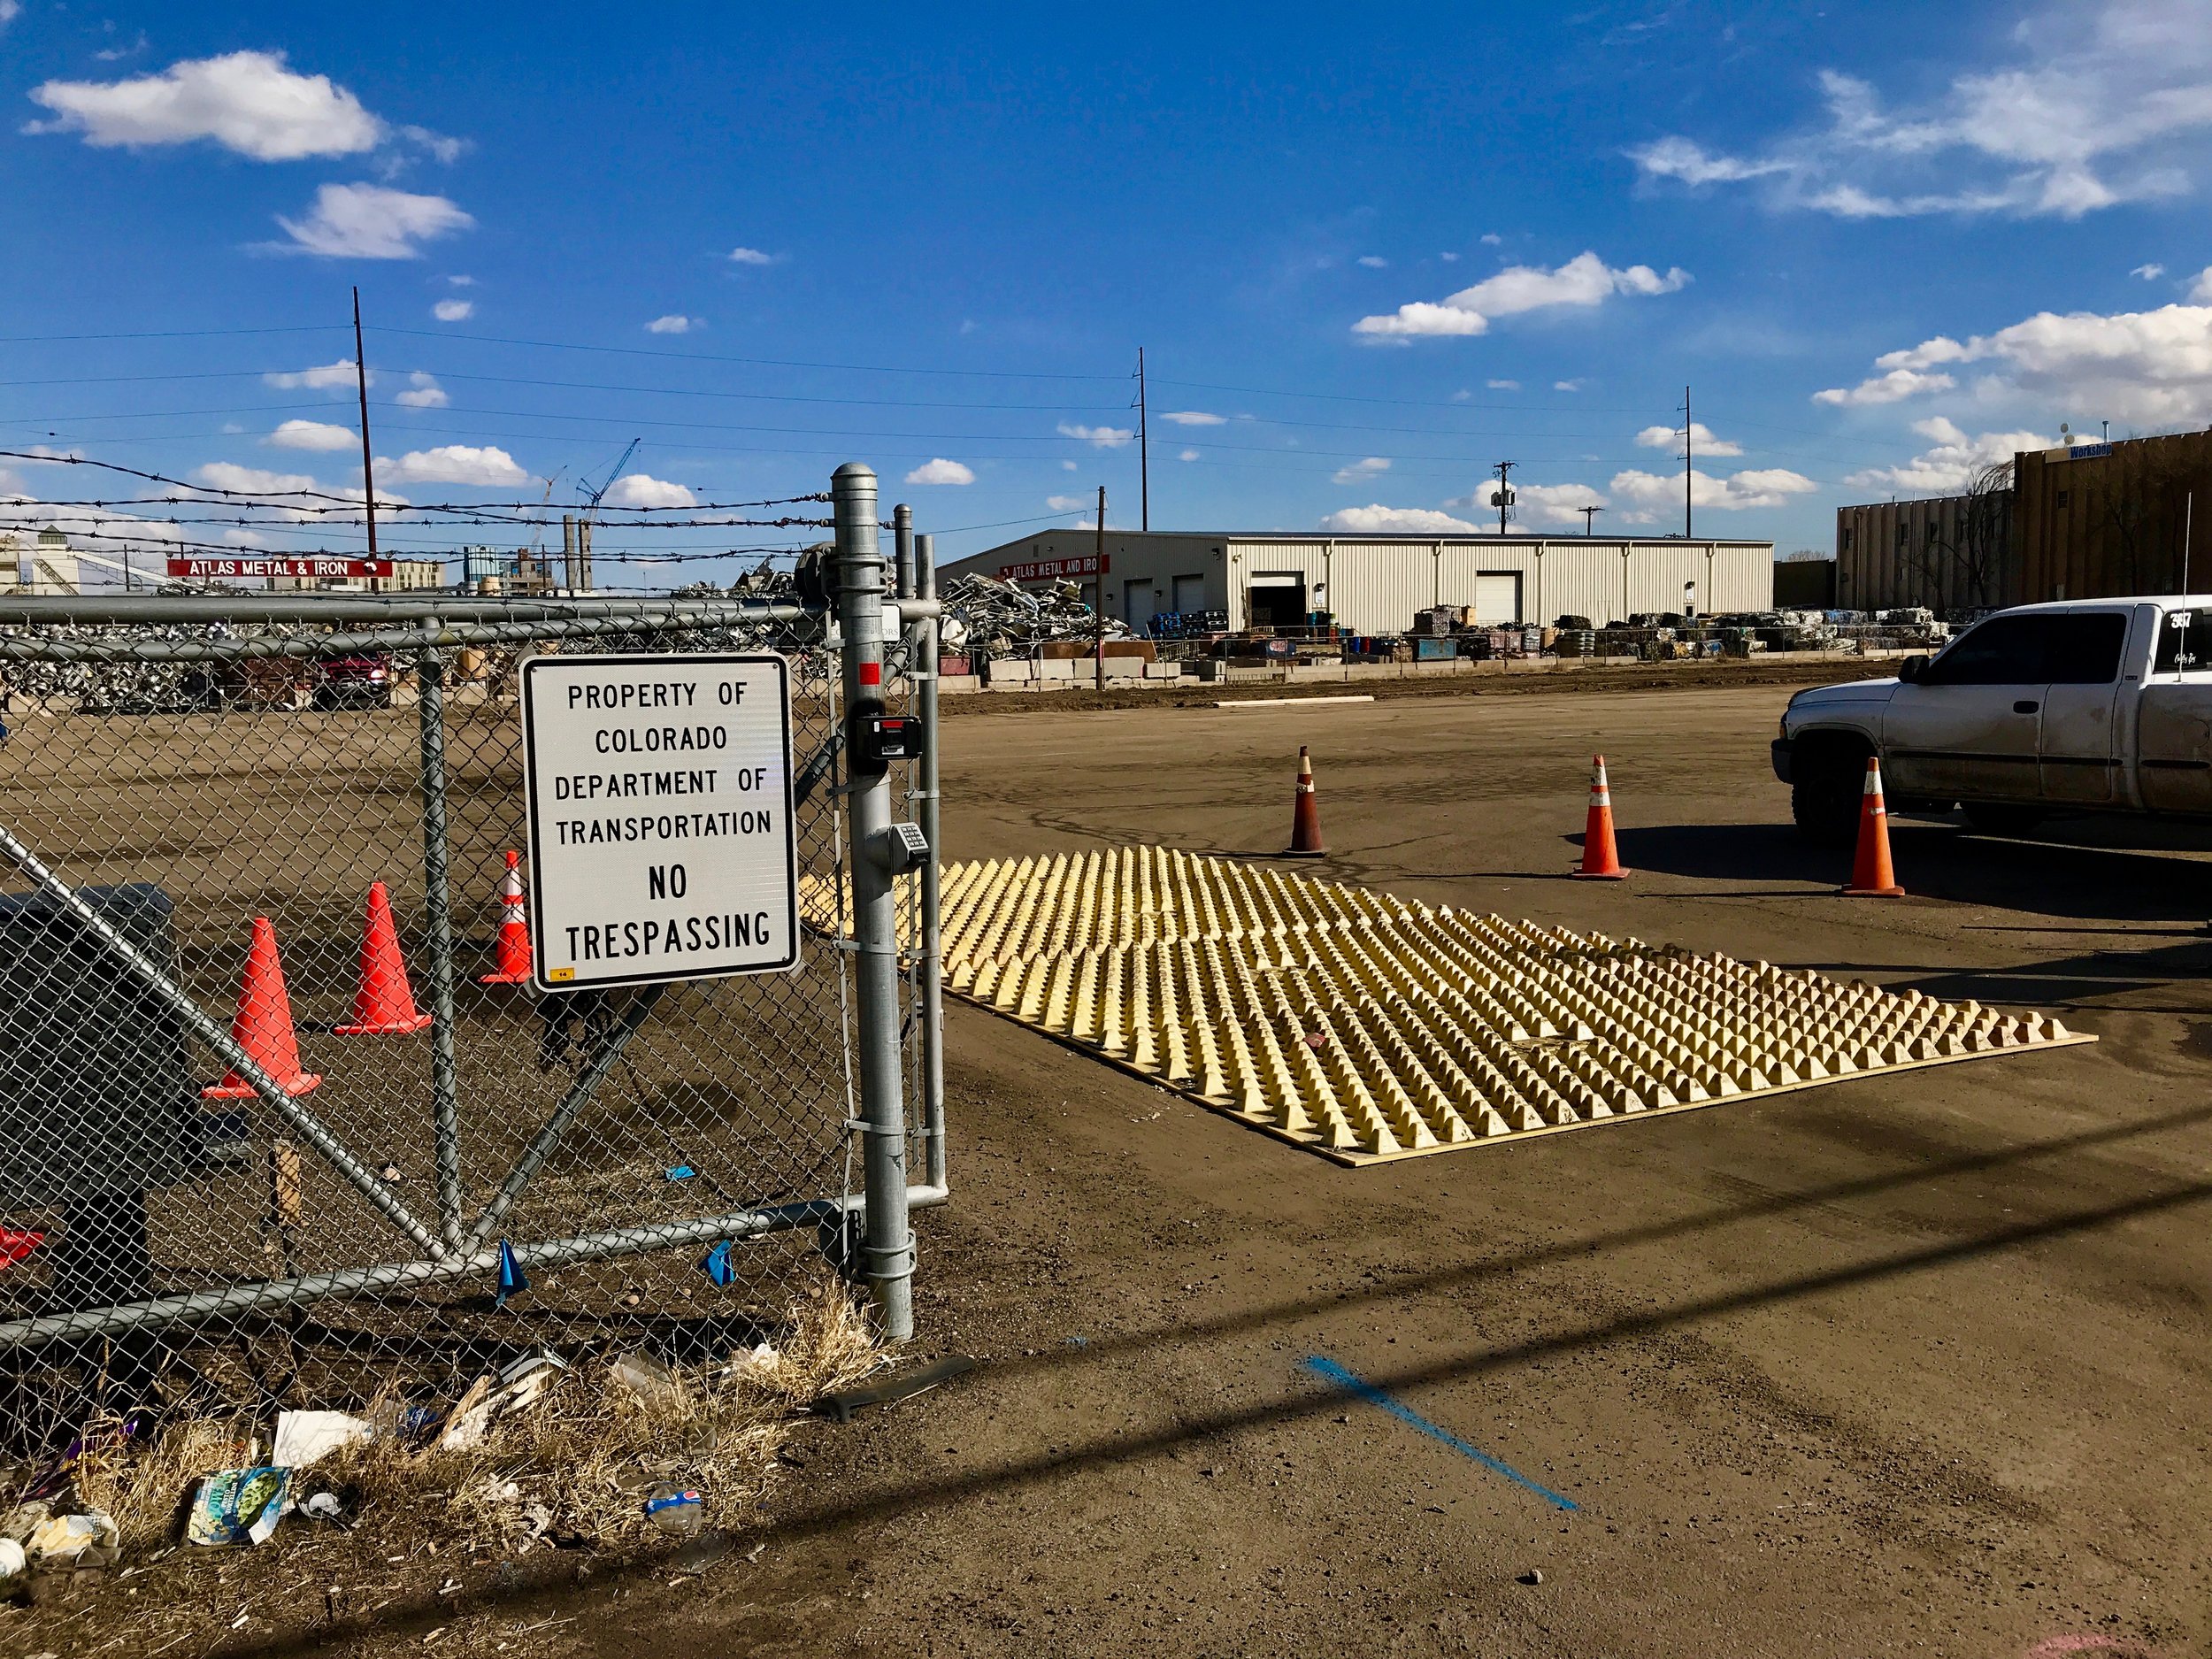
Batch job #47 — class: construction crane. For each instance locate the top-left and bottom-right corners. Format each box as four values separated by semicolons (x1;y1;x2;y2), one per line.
579;439;641;520
565;441;640;593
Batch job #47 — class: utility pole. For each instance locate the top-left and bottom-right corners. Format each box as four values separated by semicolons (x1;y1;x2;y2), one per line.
1578;504;1604;537
1094;485;1108;693
353;287;380;566
1489;459;1516;536
1678;384;1693;541
1135;348;1149;533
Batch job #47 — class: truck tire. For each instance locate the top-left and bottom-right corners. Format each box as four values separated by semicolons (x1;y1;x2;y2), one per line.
1961;802;2046;838
1790;740;1869;847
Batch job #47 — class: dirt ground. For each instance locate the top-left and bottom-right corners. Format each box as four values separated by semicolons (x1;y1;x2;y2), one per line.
40;672;2212;1659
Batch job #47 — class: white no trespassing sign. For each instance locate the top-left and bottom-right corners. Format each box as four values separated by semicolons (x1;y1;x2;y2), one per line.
520;653;800;989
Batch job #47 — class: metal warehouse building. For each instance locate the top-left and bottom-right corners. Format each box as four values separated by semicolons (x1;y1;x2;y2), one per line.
943;531;1776;634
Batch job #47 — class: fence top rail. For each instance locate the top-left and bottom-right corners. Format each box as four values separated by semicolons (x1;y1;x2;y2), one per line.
0;594;809;626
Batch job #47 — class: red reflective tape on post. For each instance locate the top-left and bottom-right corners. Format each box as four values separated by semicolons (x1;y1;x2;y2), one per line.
860;662;882;687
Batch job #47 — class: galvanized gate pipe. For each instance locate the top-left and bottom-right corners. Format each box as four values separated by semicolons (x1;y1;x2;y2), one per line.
894;503;916;601
833;463;917;1340
915;532;948;1193
415;623;466;1251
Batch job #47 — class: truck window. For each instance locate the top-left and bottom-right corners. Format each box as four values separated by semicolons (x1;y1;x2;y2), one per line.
1921;615;2046;686
2041;613;2128;683
2153;608;2212;673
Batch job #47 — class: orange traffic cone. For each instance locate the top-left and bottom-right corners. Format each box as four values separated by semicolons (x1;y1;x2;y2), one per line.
202;917;322;1098
335;881;434;1034
1571;755;1629;879
1842;757;1906;896
479;849;533;984
1284;745;1325;857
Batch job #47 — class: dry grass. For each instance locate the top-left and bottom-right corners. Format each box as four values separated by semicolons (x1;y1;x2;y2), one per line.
320;1275;879;1550
63;1411;255;1552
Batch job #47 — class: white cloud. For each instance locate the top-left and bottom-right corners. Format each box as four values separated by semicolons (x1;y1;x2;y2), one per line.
27;51;382;160
1486;378;1520;390
1479;234;1502;246
1445;480;1611;527
1058;422;1133;448
264;357;360;391
2134;263;2168;279
1609;466;1819;512
1047;495;1087;511
1332;456;1391;485
1514;481;1609;526
2191;266;2212;302
1317;504;1481;534
602;473;695;509
645;314;701;334
1843;418;2054;495
432;297;473;322
1626;136;1792;186
1179;449;1200;462
1554;379;1585;392
396;124;464;165
195;461;319;495
904;458;976;486
0;4;21;29
268;419;357;451
727;246;775;265
1161;410;1224;426
1820;297;2212;424
446;273;475;287
380;444;526;486
1440;251;1460;262
1355;250;1689;341
1814;367;1959;406
221;527;269;548
1634;421;1742;457
1060;459;1078;472
1357;255;1388;268
183;461;408;522
274;182;473;259
395;371;447;409
1631;2;2212;220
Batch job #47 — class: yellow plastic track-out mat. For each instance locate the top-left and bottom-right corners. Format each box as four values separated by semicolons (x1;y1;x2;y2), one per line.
886;848;2093;1166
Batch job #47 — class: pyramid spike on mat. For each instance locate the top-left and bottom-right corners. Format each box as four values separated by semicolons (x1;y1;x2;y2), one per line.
203;917;321;1099
336;881;435;1035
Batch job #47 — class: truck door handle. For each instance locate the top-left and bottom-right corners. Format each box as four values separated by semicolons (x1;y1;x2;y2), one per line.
2013;699;2039;714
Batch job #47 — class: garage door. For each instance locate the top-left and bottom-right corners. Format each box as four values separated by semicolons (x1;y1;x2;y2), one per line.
1471;573;1521;626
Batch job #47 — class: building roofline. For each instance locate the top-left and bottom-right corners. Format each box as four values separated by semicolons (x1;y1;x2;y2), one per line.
962;530;1776;550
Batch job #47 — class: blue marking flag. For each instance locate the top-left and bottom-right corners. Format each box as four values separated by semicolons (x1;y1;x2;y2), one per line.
700;1240;736;1287
1304;1355;1578;1512
494;1240;529;1308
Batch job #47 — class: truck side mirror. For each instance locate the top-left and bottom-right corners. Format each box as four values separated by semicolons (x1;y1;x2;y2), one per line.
1899;655;1928;684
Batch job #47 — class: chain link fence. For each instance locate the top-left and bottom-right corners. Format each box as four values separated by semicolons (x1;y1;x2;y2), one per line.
0;468;943;1452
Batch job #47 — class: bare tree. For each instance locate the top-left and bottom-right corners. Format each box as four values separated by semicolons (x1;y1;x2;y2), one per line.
1914;461;2014;614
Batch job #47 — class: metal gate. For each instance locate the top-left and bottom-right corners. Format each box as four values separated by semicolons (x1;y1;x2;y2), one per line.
0;462;944;1448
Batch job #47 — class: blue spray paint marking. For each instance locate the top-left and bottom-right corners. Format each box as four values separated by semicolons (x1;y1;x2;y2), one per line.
1304;1356;1578;1512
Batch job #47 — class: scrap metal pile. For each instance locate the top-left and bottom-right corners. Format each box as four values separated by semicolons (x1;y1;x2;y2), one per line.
939;572;1129;659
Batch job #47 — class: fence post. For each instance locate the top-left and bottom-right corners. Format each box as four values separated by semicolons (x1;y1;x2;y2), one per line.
833;463;916;1340
915;532;947;1193
894;502;916;601
416;621;465;1252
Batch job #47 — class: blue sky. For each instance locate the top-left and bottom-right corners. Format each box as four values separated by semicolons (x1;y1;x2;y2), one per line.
3;0;2210;583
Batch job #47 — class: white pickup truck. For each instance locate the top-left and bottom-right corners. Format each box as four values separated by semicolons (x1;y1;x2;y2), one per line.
1772;597;2212;843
